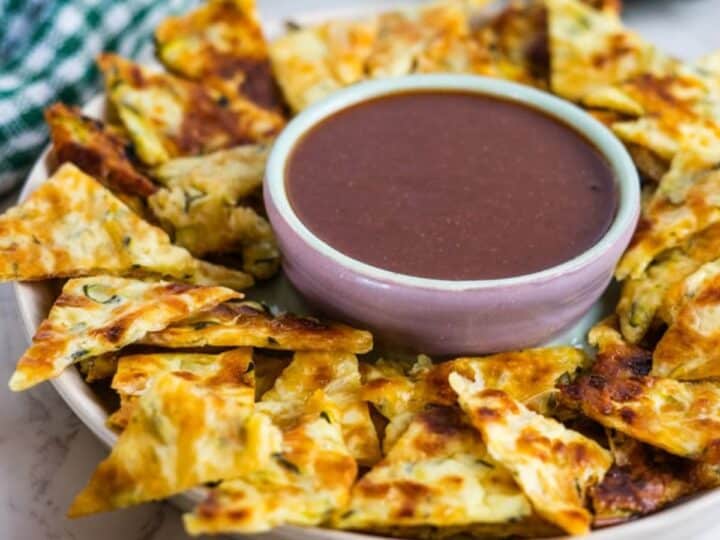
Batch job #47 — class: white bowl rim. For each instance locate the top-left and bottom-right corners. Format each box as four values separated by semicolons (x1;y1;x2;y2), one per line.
266;74;640;291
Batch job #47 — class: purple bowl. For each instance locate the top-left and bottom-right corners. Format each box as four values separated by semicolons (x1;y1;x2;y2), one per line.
264;75;640;355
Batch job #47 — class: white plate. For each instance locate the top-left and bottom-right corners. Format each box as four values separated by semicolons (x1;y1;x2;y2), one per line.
12;1;720;539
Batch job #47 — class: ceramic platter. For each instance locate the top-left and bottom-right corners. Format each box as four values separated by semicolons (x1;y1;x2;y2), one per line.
12;1;720;539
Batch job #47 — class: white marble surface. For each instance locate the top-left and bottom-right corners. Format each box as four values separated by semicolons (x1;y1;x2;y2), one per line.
1;1;720;539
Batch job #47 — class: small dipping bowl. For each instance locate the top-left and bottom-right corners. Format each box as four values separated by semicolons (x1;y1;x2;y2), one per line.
264;75;640;355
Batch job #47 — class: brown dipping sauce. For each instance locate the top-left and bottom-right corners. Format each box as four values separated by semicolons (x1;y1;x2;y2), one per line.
286;91;617;280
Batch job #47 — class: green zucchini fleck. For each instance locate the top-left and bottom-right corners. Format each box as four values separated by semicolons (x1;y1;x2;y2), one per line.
83;284;121;304
191;321;218;330
71;349;90;360
183;188;206;212
272;453;300;474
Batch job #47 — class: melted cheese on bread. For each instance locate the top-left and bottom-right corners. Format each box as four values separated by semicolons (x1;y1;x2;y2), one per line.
141;300;372;353
0;163;253;288
451;375;612;536
69;371;281;516
9;276;239;390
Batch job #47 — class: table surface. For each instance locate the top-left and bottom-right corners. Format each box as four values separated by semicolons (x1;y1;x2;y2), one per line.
2;1;720;539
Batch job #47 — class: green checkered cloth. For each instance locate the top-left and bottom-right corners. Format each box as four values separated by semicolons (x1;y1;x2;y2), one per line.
0;0;195;195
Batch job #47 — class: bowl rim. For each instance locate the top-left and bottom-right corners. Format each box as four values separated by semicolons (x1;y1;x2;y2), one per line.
266;74;640;291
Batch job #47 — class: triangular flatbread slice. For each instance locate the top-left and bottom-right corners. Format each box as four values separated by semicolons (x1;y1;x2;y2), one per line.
268;21;354;113
592;431;720;525
473;0;622;92
8;276;240;391
615;166;720;280
108;348;254;429
549;1;720;168
653;257;720;380
0;163;253;288
259;351;380;465
140;300;373;353
547;0;674;108
562;353;720;463
151;144;269;200
147;144;279;278
335;405;532;530
474;2;549;89
148;189;278;278
417;347;587;413
68;371;280;517
155;0;285;113
661;256;720;326
587;317;653;379
269;0;496;112
608;73;720;163
365;1;496;79
450;375;612;535
183;394;357;534
98;54;282;166
616;221;720;343
362;347;586;450
45;103;157;198
647;144;720;206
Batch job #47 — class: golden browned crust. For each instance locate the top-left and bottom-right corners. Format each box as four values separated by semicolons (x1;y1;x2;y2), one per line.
587;317;653;378
69;371;279;517
565;319;720;463
155;0;285;113
269;1;498;113
591;432;716;525
8;276;240;391
259;351;381;466
0;163;253;288
476;2;549;88
362;347;586;451
451;377;612;536
653;265;720;380
627;144;670;183
98;54;283;166
548;0;673;106
145;144;280;280
184;400;357;534
427;347;586;409
108;348;255;429
336;405;532;531
561;367;720;463
140;300;373;353
45;103;157;198
616;167;720;281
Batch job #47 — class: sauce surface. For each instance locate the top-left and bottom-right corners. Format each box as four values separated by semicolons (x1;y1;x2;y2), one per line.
286;91;617;280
